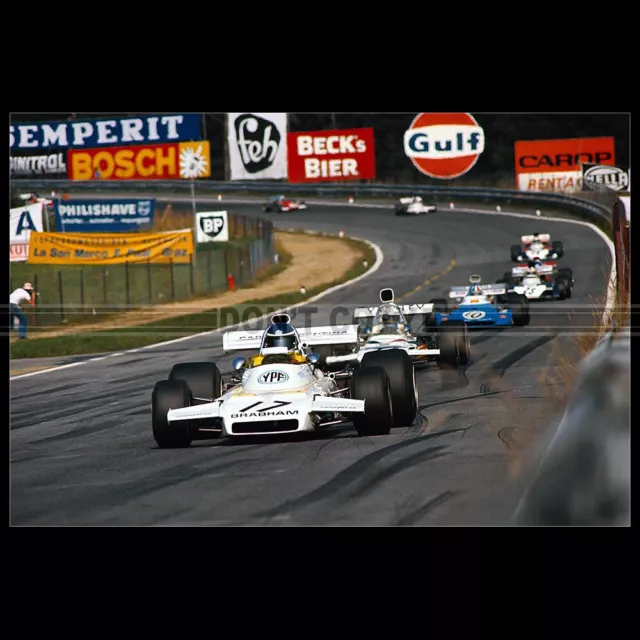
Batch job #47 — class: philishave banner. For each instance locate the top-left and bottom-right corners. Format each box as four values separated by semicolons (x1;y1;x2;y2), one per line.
54;198;156;232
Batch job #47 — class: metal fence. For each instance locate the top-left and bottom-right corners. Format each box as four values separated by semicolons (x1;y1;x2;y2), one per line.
10;213;275;329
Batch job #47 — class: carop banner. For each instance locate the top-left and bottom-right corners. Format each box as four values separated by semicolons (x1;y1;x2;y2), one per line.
195;211;229;243
287;128;376;182
28;230;194;264
581;163;630;192
10;202;44;263
227;113;288;180
10;114;201;150
514;137;615;192
67;141;211;180
54;198;156;232
10;150;68;177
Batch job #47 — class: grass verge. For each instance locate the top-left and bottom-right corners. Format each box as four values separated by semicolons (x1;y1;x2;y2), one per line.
10;233;376;359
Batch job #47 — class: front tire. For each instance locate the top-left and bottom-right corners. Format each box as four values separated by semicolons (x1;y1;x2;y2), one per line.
507;293;530;326
350;367;394;436
152;379;192;448
438;320;469;368
360;349;417;427
169;362;222;403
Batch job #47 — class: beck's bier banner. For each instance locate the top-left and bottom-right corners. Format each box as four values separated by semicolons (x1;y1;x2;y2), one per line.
28;230;194;264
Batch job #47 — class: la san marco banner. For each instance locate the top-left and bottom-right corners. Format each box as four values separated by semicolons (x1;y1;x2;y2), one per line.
28;230;194;265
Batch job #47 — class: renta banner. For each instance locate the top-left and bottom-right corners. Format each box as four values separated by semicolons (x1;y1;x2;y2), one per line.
54;198;157;232
28;230;194;264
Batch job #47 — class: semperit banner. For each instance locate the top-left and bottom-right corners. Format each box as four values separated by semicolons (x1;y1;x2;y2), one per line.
28;230;194;265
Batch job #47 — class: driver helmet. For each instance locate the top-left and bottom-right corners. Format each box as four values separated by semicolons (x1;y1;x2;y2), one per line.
469;284;482;295
262;323;299;354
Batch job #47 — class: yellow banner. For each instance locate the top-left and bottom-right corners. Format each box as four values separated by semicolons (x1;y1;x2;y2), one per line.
28;230;194;264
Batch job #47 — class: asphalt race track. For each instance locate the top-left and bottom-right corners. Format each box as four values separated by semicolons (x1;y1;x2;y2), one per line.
10;201;612;526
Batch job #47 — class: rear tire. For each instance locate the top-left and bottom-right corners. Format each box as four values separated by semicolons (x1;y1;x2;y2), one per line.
152;379;192;448
360;349;417;427
555;276;571;300
169;362;222;403
552;240;564;257
350;367;394;436
510;245;521;262
438;320;469;368
507;293;530;326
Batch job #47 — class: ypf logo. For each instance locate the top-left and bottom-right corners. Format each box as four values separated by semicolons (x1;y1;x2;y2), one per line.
404;113;485;179
234;114;281;174
258;370;289;384
200;215;225;238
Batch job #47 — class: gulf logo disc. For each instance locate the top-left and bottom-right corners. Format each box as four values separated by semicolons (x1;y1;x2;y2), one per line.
403;113;485;179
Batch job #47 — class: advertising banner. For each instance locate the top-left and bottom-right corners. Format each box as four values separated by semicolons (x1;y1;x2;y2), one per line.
514;137;615;192
195;211;229;243
228;113;288;180
581;163;630;192
28;230;194;265
10;202;44;263
10;114;201;150
54;198;156;232
67;141;211;180
287;128;375;182
10;150;68;177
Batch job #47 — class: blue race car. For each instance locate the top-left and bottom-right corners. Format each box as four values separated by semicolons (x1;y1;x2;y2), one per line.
429;275;530;327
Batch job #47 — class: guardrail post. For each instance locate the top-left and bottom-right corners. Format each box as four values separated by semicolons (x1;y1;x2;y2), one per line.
224;250;229;282
207;250;212;290
33;274;38;327
103;267;108;308
80;269;84;312
125;260;130;308
147;259;152;303
189;253;194;295
58;270;64;322
170;258;175;302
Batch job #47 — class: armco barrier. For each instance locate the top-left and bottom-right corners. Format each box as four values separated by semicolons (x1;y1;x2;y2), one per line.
11;179;614;230
514;326;630;526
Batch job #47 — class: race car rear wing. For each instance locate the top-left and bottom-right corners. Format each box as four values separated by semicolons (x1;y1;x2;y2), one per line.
448;284;507;299
222;324;361;353
521;233;550;244
512;264;554;276
353;303;434;319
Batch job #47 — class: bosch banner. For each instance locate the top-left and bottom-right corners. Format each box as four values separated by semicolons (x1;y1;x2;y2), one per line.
10;150;67;177
287;128;376;182
10;114;201;150
10;202;44;263
514;137;615;192
228;113;288;180
67;141;211;180
54;198;156;232
28;230;194;265
581;163;630;192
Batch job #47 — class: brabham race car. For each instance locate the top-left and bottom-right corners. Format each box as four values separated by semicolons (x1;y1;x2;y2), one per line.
263;195;307;212
430;275;530;327
510;233;564;262
151;314;401;446
395;196;437;215
498;260;574;300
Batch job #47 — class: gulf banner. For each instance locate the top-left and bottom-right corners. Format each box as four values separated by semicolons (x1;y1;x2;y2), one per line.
514;137;615;192
28;230;194;264
67;141;211;180
287;128;376;182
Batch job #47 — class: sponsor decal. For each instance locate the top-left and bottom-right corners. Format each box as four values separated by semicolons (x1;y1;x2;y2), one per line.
68;141;210;180
461;310;486;320
403;113;485;179
10;114;201;150
514;137;615;192
231;410;299;418
581;163;630;192
257;371;290;384
196;211;228;243
228;113;288;180
287;127;376;182
10;202;43;262
231;399;297;418
54;198;156;233
10;151;67;176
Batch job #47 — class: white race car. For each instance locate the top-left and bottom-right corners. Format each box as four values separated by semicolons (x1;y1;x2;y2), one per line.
395;196;436;215
151;314;397;446
504;262;574;300
510;233;564;262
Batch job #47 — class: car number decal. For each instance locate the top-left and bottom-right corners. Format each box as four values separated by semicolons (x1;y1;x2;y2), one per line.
462;310;486;320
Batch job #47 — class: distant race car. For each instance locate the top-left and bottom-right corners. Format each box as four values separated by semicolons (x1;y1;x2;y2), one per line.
395;196;436;216
264;195;307;213
430;275;530;327
510;233;564;262
498;261;574;300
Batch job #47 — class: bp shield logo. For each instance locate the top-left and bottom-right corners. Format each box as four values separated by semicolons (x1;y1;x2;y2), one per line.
196;211;228;243
200;215;225;237
404;113;485;179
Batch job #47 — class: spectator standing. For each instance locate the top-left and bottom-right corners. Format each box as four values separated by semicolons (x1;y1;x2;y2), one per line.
10;282;35;340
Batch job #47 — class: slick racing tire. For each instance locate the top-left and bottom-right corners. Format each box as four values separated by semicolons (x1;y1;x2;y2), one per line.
507;293;530;326
557;268;573;286
169;362;222;403
360;349;417;427
429;298;449;313
438;320;470;369
350;366;394;436
510;245;522;262
313;345;341;372
152;379;192;449
555;276;571;300
552;240;564;257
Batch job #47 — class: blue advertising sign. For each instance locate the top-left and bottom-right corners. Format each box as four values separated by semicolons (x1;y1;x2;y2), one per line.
54;198;157;232
10;114;201;150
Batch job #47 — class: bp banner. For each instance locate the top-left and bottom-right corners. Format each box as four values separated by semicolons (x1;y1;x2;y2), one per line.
195;211;229;243
28;230;194;264
227;113;288;180
54;198;156;232
10;202;44;263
